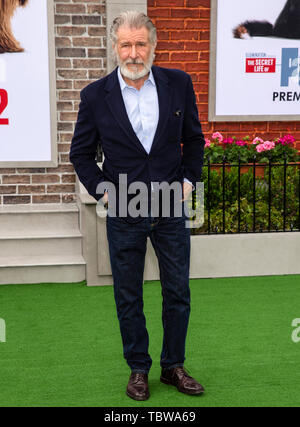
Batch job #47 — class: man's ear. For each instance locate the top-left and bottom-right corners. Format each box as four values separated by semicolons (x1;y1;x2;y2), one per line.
111;44;118;65
112;43;118;56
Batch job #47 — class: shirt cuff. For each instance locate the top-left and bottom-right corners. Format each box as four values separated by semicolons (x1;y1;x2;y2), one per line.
183;178;194;190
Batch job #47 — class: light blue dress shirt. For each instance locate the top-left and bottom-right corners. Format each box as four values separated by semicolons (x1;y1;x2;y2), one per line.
117;67;193;190
117;67;159;154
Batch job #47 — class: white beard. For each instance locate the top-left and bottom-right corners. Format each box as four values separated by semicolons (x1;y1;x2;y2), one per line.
115;49;155;81
120;62;150;80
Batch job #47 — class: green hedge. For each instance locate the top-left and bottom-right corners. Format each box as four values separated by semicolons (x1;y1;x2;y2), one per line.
194;165;300;234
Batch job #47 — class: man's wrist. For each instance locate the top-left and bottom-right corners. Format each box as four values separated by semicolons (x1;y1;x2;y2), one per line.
183;178;194;191
98;190;108;208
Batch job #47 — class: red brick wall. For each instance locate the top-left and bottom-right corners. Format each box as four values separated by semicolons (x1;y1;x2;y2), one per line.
148;0;300;150
0;0;106;205
1;0;298;206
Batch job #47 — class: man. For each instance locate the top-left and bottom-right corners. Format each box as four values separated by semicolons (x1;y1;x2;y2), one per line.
70;11;205;401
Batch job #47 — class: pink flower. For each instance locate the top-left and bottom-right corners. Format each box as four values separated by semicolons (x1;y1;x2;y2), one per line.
256;143;265;153
252;137;264;145
212;132;224;143
256;141;275;153
278;134;295;146
263;141;275;151
205;138;211;148
223;138;234;145
235;140;247;146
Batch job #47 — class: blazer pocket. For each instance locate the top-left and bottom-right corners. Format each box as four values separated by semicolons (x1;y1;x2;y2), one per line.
168;113;183;142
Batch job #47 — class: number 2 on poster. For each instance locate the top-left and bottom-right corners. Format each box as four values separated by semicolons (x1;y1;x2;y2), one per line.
0;89;9;125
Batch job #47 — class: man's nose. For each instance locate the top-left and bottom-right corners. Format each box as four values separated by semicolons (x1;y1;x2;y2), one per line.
129;45;138;59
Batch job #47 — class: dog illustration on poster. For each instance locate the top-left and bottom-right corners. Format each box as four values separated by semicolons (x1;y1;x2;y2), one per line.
234;0;300;40
0;0;29;54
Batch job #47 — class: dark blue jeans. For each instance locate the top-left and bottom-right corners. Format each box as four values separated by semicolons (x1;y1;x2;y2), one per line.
106;213;191;373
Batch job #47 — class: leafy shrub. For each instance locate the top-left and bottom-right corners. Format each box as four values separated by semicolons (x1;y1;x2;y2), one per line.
204;132;299;164
194;163;299;234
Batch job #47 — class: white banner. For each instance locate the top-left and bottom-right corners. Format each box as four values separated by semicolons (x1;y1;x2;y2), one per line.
210;0;300;121
0;0;56;165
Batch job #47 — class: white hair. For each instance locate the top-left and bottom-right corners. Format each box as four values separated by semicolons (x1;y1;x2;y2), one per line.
110;11;157;46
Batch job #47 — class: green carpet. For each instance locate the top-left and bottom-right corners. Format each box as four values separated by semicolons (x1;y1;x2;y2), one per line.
0;275;299;407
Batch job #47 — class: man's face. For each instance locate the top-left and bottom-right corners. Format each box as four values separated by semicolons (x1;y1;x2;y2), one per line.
114;26;155;80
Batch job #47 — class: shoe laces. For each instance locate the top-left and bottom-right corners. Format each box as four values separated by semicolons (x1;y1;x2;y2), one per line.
132;373;147;384
173;367;192;379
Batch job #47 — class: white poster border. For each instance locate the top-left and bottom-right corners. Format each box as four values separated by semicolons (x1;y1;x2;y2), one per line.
0;0;57;168
209;0;300;122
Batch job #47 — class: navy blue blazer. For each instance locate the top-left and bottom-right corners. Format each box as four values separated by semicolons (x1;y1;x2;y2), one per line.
70;65;205;210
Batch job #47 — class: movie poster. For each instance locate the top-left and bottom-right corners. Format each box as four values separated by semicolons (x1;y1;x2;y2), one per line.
209;0;300;121
0;0;56;166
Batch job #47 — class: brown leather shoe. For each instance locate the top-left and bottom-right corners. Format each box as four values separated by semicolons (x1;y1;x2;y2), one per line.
160;367;205;395
126;372;150;401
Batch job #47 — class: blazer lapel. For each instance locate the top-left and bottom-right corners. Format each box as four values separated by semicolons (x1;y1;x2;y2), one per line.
104;66;173;156
104;68;148;155
150;66;172;154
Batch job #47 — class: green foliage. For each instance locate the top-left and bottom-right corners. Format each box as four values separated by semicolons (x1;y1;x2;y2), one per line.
193;165;300;234
204;134;299;164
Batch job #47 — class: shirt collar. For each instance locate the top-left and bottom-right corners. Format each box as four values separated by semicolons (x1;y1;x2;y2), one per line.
117;66;155;91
